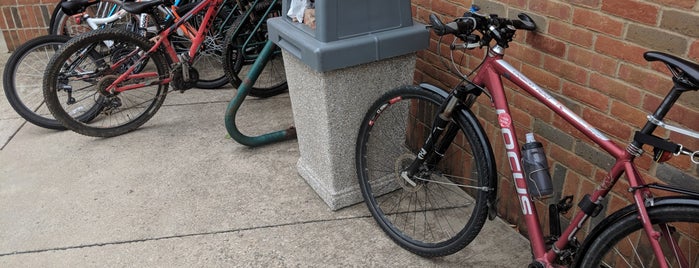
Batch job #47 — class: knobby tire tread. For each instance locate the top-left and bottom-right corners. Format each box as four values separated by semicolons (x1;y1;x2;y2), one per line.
43;28;169;137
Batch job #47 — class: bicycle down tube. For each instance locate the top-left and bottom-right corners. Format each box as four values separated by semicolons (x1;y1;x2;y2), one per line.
475;47;671;266
103;0;222;93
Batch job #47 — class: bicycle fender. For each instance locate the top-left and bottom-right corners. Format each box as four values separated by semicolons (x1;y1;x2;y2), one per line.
573;196;699;267
418;82;499;220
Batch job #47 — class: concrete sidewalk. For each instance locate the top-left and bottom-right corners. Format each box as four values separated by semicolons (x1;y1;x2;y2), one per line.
0;48;532;267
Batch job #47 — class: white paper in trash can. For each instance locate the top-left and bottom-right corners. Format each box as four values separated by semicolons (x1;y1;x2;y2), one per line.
287;0;307;23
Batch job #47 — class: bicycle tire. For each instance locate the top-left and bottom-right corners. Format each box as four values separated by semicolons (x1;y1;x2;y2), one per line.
43;28;169;137
50;0;128;37
355;85;494;257
222;4;287;98
3;35;103;130
578;204;699;268
173;2;237;89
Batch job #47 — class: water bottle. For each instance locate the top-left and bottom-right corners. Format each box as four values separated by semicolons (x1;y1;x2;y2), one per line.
521;133;553;198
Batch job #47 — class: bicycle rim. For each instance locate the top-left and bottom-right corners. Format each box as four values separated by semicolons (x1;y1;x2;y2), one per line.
581;205;699;268
224;5;287;97
356;86;491;257
3;35;71;129
172;2;236;89
44;29;168;137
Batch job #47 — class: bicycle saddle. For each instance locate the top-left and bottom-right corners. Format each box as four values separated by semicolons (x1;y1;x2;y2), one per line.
60;0;101;16
644;51;699;88
122;0;165;15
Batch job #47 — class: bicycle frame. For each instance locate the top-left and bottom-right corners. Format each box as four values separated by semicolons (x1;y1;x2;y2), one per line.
105;0;224;93
472;47;674;266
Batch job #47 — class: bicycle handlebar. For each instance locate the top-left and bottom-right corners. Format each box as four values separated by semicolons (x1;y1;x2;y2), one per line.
429;6;536;48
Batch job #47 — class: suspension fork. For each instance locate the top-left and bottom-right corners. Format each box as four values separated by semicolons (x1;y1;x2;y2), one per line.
403;93;461;181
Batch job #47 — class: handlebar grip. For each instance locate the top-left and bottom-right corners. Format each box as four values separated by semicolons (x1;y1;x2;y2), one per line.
511;13;537;31
429;14;475;36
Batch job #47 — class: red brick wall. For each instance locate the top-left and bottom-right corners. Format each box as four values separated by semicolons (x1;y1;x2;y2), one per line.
412;0;699;238
0;0;54;51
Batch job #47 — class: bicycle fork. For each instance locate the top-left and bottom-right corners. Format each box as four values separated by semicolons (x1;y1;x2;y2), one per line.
402;85;479;184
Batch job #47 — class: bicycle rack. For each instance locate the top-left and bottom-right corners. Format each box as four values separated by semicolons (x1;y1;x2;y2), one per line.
224;40;297;147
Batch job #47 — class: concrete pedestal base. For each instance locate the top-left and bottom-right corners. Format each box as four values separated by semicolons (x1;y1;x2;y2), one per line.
282;51;416;210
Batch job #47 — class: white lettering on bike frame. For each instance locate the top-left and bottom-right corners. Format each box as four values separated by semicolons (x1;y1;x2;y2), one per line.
496;60;610;142
498;109;533;215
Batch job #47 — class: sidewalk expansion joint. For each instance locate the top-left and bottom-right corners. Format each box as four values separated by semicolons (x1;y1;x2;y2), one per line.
0;214;372;257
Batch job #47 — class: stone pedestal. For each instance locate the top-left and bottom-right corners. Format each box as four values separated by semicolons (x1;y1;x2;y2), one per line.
283;51;416;210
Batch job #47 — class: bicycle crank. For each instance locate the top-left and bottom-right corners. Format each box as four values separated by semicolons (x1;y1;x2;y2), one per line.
171;62;199;92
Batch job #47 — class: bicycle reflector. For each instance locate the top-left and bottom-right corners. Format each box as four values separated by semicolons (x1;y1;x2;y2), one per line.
653;147;673;163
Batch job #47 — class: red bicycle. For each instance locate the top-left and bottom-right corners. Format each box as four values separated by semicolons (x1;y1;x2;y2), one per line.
355;7;698;268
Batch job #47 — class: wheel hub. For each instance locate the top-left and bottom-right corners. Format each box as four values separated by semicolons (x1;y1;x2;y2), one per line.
395;153;425;193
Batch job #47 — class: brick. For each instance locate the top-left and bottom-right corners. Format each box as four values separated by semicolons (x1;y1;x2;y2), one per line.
512;91;555;123
39;4;49;27
660;10;699;39
552;91;583;115
530;0;572;20
521;63;561;92
567;45;616;76
413;0;429;9
589;73;644;106
594;35;648;66
552;143;595;176
472;0;506;15
574;142;615;170
618;64;674;98
528;33;566;58
508;42;543;67
569;0;600;8
543;55;589;85
18;6;35;28
687;40;699;65
548;20;594;48
11;7;21;28
561;81;609;111
626;24;688;55
572;8;624;37
652;0;696;9
0;0;16;6
601;0;659;25
509;104;534;129
656;164;699;193
3;7;15;29
551;163;568;199
609;100;648;129
432;0;462;18
534;119;575;150
581;107;633;141
551;113;589;142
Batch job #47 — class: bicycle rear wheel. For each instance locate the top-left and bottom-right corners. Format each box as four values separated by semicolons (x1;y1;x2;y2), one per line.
3;35;100;130
43;28;169;137
355;85;494;257
222;2;287;98
578;204;699;268
172;1;239;89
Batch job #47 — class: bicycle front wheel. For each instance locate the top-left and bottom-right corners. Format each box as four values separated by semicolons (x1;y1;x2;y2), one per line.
579;204;699;268
43;29;169;137
3;35;74;129
355;85;494;257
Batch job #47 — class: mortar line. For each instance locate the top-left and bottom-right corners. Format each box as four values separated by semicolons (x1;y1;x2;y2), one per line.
0;214;371;257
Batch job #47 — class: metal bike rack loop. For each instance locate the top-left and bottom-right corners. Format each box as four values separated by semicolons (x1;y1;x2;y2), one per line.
224;40;297;147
